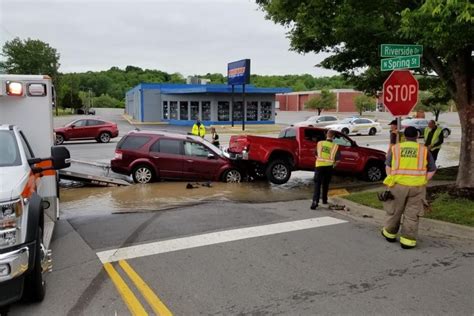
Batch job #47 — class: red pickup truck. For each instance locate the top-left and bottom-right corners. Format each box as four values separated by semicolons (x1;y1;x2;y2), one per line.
226;126;387;184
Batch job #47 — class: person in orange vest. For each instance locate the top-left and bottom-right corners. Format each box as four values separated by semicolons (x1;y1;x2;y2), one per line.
311;130;340;210
381;126;437;249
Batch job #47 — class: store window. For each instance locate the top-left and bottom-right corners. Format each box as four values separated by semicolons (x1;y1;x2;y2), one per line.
170;101;178;119
190;101;199;120
180;101;189;120
163;101;169;119
202;101;211;121
218;101;230;121
233;101;243;121
247;101;258;121
260;101;272;121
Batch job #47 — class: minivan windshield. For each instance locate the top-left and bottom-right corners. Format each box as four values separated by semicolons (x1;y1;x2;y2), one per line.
0;131;22;167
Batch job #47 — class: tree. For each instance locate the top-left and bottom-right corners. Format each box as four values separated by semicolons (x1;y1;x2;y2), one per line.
354;95;376;116
304;89;336;115
1;37;60;77
257;0;474;189
60;88;83;110
415;91;450;122
93;94;123;108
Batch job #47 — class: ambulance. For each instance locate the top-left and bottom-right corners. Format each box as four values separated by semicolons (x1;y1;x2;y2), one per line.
0;75;70;306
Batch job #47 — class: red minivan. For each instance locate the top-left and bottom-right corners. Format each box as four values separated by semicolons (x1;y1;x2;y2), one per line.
111;130;242;184
54;119;119;144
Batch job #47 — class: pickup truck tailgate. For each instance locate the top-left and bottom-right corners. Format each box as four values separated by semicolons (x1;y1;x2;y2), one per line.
228;135;250;153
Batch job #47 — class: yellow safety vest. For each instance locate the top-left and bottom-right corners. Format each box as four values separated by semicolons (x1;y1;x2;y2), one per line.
315;140;339;167
424;127;442;151
192;124;206;137
384;141;428;187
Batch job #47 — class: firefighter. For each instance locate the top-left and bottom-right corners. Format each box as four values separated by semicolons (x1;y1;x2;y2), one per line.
311;129;340;210
387;119;404;152
191;119;206;138
381;126;437;249
424;120;443;163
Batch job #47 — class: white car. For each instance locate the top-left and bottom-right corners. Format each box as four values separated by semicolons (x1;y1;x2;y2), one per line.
326;117;382;136
293;115;339;127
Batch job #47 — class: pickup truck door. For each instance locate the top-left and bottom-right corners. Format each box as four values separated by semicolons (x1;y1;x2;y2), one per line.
298;128;327;170
332;133;361;171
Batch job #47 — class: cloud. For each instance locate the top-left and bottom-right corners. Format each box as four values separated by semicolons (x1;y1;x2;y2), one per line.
0;0;338;76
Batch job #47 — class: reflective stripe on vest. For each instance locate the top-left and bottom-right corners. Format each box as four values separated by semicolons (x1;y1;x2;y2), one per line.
424;127;442;151
390;142;428;186
316;141;338;167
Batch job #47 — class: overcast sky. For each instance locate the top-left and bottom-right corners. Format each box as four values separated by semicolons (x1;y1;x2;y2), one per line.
0;0;338;77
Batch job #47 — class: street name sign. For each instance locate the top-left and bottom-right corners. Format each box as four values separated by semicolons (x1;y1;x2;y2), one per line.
381;55;421;71
383;70;419;116
380;44;423;57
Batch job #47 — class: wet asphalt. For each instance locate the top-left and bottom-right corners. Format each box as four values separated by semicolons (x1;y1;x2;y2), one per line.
9;109;472;315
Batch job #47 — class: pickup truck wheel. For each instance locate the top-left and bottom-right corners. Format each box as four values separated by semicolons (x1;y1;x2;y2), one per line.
23;228;46;302
369;128;377;136
132;165;154;184
98;132;111;143
223;169;242;183
364;163;385;182
266;159;291;184
341;128;350;135
55;134;64;145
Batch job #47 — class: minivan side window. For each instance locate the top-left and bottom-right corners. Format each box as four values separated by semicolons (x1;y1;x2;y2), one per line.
151;139;181;155
118;136;150;150
184;142;209;157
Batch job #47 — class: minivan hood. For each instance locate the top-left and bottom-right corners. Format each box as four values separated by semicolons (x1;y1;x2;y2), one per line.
0;166;30;202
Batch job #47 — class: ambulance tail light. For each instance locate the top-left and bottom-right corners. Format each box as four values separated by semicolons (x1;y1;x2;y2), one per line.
6;81;23;96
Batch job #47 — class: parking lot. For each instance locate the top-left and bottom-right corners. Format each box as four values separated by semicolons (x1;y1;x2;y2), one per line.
10;109;472;315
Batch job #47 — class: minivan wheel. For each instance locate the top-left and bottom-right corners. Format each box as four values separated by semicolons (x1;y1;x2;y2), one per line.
223;169;242;183
55;134;64;145
266;159;291;184
133;165;154;184
98;132;111;143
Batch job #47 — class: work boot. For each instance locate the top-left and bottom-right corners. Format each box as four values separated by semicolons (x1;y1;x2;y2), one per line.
381;229;396;243
310;201;318;210
401;244;416;249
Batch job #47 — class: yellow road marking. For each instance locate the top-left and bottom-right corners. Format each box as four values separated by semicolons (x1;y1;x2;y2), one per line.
104;262;148;316
119;260;173;316
328;188;350;197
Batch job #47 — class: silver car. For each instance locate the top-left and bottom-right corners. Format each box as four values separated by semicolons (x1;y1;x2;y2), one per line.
293;115;338;127
401;118;451;138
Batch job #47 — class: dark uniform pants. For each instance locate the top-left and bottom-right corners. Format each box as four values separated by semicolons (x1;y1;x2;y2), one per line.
430;149;440;162
313;166;333;204
383;184;425;246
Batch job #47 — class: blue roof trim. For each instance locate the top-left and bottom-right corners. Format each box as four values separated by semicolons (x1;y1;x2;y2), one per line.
126;83;291;95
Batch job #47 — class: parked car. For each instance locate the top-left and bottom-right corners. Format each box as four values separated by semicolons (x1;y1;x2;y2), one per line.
226;126;387;184
326;117;382;136
401;118;451;138
293;115;338;127
76;107;96;115
111;131;242;184
54;119;119;144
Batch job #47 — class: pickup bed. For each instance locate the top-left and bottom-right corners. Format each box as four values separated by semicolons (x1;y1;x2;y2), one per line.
227;126;387;184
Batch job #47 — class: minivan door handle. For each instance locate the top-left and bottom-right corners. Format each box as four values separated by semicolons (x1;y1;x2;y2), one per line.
152;156;160;159
186;159;194;163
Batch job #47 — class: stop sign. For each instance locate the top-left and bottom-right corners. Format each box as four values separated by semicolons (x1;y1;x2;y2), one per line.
383;70;419;116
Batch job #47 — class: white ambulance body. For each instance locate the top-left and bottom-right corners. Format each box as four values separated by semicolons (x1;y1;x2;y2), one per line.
0;74;70;306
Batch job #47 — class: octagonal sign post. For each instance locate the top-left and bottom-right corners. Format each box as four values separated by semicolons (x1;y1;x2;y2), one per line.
383;70;419;116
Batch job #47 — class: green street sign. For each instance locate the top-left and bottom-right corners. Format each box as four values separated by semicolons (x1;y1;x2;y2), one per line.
380;44;423;57
381;55;421;71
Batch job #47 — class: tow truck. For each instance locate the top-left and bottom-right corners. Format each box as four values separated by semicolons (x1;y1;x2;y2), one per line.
0;75;70;307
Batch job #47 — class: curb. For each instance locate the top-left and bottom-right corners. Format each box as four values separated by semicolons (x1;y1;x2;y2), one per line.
331;196;474;240
122;114;169;126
